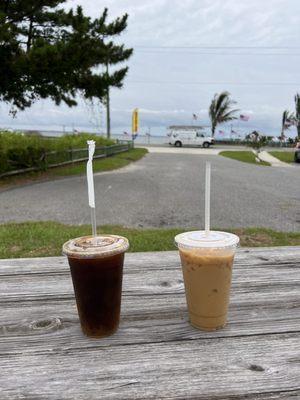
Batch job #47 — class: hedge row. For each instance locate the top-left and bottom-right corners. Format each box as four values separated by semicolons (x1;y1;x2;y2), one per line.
0;132;114;174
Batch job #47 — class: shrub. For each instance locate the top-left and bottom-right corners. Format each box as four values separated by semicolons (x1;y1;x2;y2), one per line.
0;131;116;174
6;146;45;170
52;133;114;151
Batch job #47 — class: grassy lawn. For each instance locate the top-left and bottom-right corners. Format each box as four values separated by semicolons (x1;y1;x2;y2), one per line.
0;222;299;259
52;148;147;176
220;151;270;166
0;148;147;189
269;151;295;163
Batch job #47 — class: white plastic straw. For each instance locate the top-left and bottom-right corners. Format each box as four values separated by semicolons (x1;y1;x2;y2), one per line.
205;161;211;236
87;140;97;237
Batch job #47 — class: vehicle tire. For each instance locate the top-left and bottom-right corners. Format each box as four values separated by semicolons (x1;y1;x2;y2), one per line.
175;141;182;147
203;142;210;148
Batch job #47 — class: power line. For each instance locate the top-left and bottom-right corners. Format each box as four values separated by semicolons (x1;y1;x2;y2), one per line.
134;45;300;49
134;50;300;56
127;80;300;86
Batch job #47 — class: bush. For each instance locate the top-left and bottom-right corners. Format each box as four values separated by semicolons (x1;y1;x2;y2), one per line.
51;133;114;151
0;131;115;174
0;143;9;173
6;146;46;170
245;131;268;153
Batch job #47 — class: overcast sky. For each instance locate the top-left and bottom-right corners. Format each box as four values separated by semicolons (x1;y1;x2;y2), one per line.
1;0;300;137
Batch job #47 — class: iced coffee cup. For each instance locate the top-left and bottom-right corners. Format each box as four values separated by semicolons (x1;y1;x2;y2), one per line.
175;231;239;331
63;235;129;338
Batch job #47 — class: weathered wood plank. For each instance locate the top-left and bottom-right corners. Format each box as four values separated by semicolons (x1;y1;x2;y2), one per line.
0;246;299;276
0;255;299;304
0;295;299;355
0;248;299;399
0;252;298;355
0;247;298;350
0;333;299;399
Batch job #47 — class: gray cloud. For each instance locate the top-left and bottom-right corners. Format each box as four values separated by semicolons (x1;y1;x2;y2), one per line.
1;0;299;137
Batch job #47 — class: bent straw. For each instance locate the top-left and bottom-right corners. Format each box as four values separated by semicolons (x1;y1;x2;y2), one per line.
87;140;97;237
205;161;211;236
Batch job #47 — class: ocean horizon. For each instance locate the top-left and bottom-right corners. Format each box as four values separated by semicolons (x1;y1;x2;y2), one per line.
1;124;298;144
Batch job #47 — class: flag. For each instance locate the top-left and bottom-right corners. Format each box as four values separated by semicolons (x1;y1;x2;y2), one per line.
240;114;250;121
123;131;129;135
193;113;198;120
132;108;139;134
218;130;225;135
231;129;238;135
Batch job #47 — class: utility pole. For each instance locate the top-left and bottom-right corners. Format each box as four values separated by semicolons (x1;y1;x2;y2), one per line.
105;61;111;139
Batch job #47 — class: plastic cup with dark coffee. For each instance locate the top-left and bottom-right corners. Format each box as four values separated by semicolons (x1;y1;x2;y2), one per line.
63;235;129;338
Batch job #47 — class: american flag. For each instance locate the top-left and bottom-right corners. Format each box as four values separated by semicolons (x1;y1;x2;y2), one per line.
193;113;198;120
240;114;250;121
218;130;225;135
123;131;129;135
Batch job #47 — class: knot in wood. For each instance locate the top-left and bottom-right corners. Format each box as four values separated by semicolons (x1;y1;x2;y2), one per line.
249;364;265;372
29;317;62;331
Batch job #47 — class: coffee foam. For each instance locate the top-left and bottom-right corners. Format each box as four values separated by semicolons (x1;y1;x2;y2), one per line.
62;235;129;258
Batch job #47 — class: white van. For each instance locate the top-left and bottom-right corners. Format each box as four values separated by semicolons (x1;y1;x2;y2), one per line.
168;126;214;148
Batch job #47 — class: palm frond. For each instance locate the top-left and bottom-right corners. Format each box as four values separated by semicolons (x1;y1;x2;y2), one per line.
220;109;239;122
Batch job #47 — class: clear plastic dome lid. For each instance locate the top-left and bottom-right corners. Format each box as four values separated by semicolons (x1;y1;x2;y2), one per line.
175;230;239;249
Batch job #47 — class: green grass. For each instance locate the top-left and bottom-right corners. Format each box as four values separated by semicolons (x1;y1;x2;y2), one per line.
0;222;299;259
269;151;295;163
50;148;147;176
220;151;270;166
0;148;148;188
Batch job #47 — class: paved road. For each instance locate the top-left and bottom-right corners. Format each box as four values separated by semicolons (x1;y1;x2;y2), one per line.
142;146;221;155
0;152;299;231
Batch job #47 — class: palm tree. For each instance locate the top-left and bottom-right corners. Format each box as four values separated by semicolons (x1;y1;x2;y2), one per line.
295;93;300;139
281;110;295;142
208;91;239;138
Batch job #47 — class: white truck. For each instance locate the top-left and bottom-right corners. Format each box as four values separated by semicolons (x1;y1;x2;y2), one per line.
168;125;214;148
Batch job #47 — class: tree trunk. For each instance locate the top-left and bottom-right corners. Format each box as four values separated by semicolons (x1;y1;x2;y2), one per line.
280;125;285;145
211;123;215;138
105;62;111;139
26;18;34;53
106;87;111;139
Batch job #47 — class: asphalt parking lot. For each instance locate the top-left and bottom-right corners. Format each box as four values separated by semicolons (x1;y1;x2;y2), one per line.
0;151;299;232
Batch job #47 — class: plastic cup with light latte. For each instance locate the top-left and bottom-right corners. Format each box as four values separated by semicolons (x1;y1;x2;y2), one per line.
175;230;239;331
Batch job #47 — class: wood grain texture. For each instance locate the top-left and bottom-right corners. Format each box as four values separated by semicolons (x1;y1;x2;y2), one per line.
0;247;299;400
